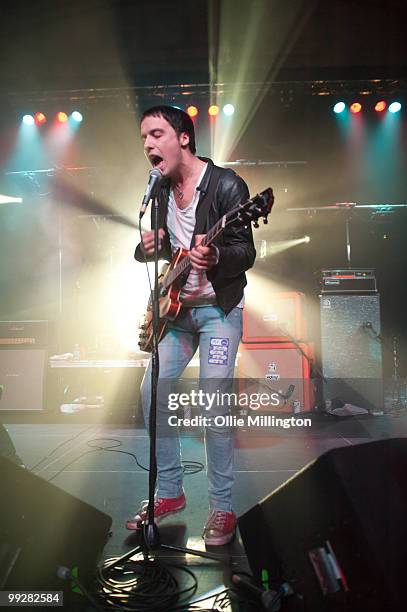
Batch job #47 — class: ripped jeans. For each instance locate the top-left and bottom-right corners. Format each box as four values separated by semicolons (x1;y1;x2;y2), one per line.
140;305;242;512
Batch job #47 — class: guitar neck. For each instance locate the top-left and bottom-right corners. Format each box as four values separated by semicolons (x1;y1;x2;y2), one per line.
163;216;226;290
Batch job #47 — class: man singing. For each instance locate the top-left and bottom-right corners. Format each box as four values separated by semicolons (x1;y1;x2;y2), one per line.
127;106;255;545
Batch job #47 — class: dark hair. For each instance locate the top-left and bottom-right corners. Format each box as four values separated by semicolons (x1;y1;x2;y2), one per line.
140;105;196;154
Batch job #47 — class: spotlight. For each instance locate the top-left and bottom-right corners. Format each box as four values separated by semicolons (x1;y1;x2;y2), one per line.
186;105;198;118
34;112;47;125
304;236;311;243
374;100;387;113
350;102;362;114
71;111;83;123
333;102;346;114
208;105;220;116
22;114;35;126
223;103;235;116
389;101;402;114
56;112;68;123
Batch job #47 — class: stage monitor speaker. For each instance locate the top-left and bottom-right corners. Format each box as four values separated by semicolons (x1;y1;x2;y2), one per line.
0;457;112;592
243;291;306;343
320;294;383;412
237;342;315;412
0;348;46;411
238;438;407;611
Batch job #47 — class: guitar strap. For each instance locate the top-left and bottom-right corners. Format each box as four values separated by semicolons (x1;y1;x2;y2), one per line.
174;164;222;287
189;164;223;250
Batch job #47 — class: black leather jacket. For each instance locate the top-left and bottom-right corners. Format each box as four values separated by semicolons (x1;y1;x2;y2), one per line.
134;157;256;314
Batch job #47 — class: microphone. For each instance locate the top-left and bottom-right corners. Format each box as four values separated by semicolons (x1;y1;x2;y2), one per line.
139;168;163;218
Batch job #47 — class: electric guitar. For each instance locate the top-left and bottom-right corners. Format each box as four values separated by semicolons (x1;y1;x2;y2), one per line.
138;188;274;352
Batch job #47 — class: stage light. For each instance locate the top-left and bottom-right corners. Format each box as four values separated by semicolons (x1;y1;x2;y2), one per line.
389;101;401;114
56;112;68;123
22;114;35;126
186;105;198;118
71;111;83;123
333;102;345;114
222;104;235;116
34;112;47;125
304;235;311;243
0;194;23;204
350;102;362;114
208;105;220;116
374;100;387;113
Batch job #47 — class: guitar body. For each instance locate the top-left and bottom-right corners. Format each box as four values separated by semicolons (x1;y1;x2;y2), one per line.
138;187;274;353
138;248;188;352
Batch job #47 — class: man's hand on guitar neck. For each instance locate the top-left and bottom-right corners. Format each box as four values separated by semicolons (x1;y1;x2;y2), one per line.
190;234;219;272
141;229;166;256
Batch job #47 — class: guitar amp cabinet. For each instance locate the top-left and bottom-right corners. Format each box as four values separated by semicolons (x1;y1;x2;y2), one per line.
0;321;48;411
320;295;383;412
242;292;306;343
237;342;315;413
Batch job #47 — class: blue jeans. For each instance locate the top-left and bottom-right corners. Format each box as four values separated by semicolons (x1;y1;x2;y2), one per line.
140;305;242;512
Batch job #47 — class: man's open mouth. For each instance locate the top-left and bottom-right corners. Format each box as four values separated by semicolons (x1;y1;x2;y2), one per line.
150;155;163;167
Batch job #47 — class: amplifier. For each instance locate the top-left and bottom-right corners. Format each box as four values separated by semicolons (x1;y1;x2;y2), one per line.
242;292;306;343
320;294;383;412
0;320;48;346
0;349;46;411
237;342;315;413
320;269;376;293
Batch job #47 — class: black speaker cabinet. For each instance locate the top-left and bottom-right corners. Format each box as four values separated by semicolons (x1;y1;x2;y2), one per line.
238;439;407;611
320;294;383;412
0;458;112;592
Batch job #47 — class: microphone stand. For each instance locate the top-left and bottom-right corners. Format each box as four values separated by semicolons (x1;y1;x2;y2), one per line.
103;192;228;581
144;193;160;547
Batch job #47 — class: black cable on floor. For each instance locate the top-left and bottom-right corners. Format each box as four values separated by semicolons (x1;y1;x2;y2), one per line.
94;555;199;611
45;437;204;482
29;423;99;472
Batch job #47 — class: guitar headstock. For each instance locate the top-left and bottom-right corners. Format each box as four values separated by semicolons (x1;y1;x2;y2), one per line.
226;188;274;229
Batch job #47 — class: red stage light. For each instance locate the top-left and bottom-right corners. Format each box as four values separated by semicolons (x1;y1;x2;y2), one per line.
375;100;387;112
34;112;47;125
186;105;198;118
57;112;68;123
208;105;219;116
350;102;362;114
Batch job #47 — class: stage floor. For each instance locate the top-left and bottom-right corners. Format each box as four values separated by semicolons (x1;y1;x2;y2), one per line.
4;413;407;610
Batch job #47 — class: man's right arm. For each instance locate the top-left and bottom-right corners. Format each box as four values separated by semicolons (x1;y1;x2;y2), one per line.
134;229;169;262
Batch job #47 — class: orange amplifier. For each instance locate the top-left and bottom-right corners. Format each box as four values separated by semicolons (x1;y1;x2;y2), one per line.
242;291;306;343
237;342;315;413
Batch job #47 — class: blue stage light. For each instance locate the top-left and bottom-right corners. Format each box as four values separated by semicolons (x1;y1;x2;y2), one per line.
333;102;346;114
223;104;235;116
22;114;35;126
388;102;401;114
71;111;83;123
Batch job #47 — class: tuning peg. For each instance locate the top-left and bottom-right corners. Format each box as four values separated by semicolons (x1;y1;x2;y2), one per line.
253;221;259;228
263;217;268;224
